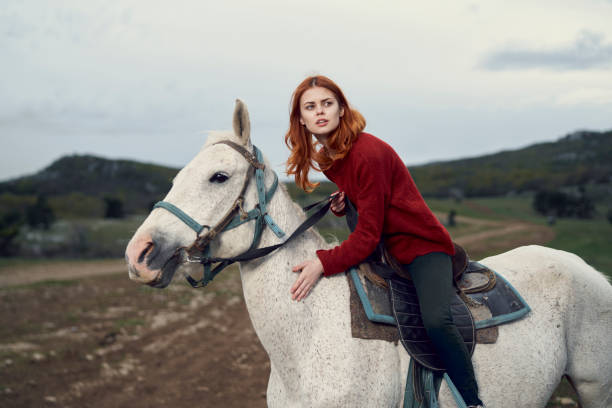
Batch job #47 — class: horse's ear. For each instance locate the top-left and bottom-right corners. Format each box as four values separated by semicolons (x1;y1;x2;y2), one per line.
232;99;251;146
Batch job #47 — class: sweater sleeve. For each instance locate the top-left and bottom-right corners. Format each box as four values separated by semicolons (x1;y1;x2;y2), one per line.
316;153;388;275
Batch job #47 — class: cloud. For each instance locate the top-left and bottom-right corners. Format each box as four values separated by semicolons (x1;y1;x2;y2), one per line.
481;30;612;70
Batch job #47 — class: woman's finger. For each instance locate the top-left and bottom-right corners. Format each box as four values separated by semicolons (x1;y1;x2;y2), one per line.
295;279;309;296
290;276;303;294
295;274;314;300
297;285;310;301
295;286;307;301
292;261;308;272
332;200;345;210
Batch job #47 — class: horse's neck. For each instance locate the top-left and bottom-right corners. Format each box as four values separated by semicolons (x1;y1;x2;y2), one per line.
238;177;327;303
237;173;349;349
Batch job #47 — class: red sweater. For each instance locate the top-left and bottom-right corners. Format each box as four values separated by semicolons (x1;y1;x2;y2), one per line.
316;133;454;276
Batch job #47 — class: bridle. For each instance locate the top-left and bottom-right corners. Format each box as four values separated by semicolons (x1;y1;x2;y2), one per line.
151;140;331;288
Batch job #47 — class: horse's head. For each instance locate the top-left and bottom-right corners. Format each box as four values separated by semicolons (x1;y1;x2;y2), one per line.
125;100;262;287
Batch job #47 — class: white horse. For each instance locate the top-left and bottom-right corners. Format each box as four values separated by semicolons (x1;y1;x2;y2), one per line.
125;100;612;407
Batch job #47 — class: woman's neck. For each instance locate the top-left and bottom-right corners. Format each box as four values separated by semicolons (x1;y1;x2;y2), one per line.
314;134;328;147
314;134;336;157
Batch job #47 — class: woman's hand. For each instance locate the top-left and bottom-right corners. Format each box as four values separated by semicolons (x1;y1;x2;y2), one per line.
330;191;346;214
291;258;324;301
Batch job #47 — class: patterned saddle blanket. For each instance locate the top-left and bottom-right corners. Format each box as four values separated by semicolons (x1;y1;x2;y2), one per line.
347;260;531;371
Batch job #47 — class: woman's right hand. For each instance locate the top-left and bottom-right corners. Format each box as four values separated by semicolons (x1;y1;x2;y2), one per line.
330;191;346;214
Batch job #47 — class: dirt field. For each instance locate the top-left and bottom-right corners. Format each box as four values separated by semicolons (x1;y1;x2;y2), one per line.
0;218;577;408
0;265;270;408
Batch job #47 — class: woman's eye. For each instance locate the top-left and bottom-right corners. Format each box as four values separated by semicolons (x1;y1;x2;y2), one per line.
209;172;229;183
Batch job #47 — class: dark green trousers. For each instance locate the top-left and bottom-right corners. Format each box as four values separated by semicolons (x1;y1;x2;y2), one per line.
402;252;482;406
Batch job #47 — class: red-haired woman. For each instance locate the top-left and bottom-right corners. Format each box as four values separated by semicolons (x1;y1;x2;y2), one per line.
285;75;484;408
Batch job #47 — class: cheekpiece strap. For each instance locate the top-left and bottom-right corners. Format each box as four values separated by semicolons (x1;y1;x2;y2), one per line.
254;146;285;239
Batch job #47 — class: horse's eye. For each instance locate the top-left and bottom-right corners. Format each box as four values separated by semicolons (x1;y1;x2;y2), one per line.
209;172;229;183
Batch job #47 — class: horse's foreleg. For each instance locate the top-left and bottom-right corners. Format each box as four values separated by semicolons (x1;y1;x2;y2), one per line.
266;363;292;408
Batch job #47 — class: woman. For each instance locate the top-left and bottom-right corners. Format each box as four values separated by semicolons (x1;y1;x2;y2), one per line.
285;75;484;407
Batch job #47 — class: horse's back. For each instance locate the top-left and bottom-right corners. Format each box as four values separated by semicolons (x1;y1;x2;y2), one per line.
474;245;612;408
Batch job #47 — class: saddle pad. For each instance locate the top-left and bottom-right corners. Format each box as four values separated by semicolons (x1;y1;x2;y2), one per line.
347;263;531;357
389;277;475;372
347;267;399;343
465;262;531;330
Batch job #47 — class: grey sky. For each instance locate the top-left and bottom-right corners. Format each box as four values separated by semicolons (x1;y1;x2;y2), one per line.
1;0;611;182
481;30;612;70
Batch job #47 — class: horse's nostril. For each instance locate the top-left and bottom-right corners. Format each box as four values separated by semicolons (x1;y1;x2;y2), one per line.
138;242;154;264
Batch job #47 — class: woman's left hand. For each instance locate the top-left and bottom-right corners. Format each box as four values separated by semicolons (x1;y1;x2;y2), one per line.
291;258;324;301
330;191;346;214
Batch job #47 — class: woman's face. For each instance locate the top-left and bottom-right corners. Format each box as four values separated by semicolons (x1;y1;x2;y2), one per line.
299;86;344;140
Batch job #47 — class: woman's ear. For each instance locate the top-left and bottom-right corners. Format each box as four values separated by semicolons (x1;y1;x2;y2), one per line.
339;106;345;117
299;117;305;125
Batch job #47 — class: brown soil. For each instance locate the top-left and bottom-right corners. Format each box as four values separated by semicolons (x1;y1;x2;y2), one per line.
0;259;126;287
0;219;575;408
0;266;269;408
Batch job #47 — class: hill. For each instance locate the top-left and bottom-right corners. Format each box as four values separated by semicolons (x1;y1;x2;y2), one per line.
1;129;610;218
408;130;612;199
0;155;178;217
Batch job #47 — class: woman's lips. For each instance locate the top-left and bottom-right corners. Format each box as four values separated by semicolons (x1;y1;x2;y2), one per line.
316;120;328;127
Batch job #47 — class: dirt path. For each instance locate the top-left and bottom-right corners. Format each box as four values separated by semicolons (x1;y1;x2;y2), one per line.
0;259;127;288
456;223;539;247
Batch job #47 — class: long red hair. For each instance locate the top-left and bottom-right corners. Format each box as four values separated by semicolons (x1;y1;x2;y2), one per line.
285;75;366;192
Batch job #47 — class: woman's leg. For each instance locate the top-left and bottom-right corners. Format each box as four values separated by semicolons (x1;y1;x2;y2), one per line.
403;252;482;406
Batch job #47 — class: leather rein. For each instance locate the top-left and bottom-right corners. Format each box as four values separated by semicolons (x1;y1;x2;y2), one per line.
152;141;331;288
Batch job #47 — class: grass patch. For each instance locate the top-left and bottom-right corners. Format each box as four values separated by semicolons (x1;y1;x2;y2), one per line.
425;195;541;222
317;227;349;244
547;217;612;277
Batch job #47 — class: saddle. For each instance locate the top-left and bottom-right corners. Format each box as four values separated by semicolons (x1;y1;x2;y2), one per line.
343;199;530;371
343;199;531;407
349;256;531;358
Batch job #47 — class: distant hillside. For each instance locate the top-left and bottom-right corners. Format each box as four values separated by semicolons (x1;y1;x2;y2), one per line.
0;155;178;216
1;129;610;219
408;130;612;198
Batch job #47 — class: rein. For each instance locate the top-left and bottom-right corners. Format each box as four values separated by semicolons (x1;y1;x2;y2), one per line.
152;141;331;288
